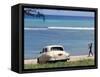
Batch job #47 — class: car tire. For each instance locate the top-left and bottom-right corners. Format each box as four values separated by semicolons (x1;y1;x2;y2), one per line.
37;58;40;64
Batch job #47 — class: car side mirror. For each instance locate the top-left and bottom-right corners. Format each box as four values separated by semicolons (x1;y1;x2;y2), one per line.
40;52;42;54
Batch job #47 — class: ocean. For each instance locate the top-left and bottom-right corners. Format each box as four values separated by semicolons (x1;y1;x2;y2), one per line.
24;15;94;59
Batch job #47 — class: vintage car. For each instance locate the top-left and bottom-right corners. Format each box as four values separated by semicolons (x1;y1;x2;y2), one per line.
37;45;70;63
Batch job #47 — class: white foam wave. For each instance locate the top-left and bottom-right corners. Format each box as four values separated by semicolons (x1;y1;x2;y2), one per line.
48;27;94;30
24;27;94;30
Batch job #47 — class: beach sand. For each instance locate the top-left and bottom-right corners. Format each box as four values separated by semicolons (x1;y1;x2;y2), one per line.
69;55;94;62
24;55;94;64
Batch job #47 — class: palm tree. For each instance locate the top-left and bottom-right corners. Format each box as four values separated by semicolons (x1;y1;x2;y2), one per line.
24;9;45;22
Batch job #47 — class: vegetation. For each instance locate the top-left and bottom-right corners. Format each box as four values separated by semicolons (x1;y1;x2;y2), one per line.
24;59;94;69
24;9;45;21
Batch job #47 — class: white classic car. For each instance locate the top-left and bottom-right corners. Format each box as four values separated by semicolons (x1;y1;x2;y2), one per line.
37;45;70;63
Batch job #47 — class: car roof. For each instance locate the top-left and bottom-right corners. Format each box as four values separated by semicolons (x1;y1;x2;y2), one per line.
44;45;64;49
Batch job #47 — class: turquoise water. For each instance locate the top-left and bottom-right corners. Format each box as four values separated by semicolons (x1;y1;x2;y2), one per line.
24;15;94;59
24;16;94;28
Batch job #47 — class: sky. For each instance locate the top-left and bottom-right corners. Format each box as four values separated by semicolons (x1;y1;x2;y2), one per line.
24;8;94;17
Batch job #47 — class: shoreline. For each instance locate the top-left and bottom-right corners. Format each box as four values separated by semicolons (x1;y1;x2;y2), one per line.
24;55;94;64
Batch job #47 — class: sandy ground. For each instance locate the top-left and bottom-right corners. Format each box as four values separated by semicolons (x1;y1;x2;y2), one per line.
24;59;37;64
69;55;94;62
24;55;94;64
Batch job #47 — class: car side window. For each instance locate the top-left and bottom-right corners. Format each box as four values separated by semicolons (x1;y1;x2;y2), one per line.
44;48;47;52
42;48;47;53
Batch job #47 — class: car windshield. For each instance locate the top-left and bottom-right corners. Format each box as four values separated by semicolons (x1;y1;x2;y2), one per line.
51;47;64;51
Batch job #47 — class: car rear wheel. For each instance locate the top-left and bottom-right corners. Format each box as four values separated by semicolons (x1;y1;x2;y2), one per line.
37;58;40;64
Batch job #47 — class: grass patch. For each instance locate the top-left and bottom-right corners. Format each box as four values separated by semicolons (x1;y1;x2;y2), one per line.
24;59;94;69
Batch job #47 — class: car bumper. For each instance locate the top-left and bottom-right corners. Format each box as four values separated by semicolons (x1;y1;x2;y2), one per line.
47;59;68;63
48;56;70;62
